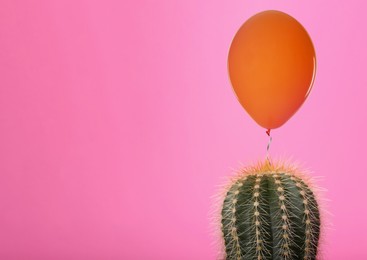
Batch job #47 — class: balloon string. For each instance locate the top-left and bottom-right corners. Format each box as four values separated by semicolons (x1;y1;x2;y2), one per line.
266;129;272;165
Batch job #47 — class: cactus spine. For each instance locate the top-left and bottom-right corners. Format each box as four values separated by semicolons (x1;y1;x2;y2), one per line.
220;162;321;260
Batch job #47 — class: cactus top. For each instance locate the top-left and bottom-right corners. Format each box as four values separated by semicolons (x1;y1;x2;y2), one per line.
220;161;321;260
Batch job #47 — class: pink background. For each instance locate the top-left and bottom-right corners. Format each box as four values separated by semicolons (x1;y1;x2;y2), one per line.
0;1;366;259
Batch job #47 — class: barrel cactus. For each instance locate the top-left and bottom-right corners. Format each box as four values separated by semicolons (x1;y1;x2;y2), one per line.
220;161;321;260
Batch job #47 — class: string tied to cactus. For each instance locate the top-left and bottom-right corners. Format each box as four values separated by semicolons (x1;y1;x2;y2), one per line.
266;129;272;165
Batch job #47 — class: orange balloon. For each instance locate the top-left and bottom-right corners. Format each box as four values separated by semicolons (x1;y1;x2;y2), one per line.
228;10;316;130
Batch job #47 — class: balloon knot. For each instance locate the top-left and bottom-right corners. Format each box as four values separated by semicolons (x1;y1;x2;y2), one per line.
266;129;271;136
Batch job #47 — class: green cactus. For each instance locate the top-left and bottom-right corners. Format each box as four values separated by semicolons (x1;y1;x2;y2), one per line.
220;161;321;260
